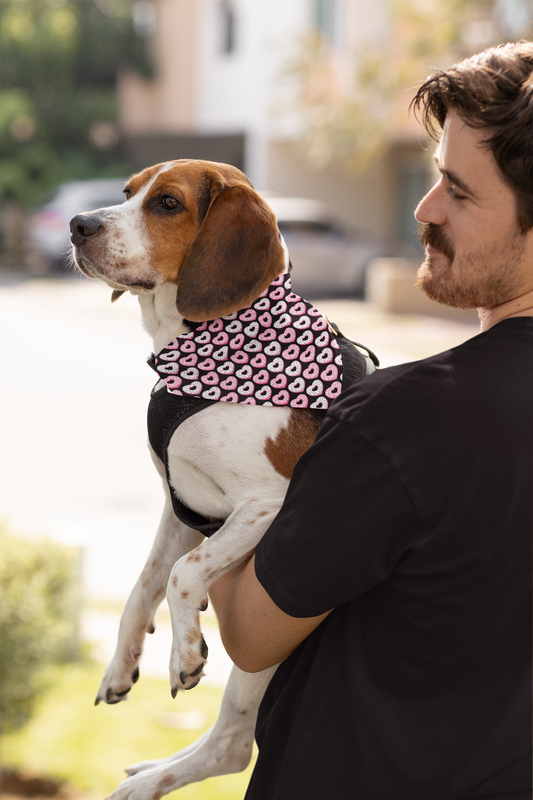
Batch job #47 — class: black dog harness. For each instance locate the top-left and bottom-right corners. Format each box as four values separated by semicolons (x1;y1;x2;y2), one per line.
147;273;379;536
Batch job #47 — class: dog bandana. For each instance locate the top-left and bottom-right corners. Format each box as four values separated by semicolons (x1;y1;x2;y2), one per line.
153;273;344;410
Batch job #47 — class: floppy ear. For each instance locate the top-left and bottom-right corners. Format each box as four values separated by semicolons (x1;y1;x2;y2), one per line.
176;181;286;321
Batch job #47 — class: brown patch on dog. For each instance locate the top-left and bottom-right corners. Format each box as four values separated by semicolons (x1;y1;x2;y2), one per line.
123;158;283;308
157;773;176;792
186;551;202;563
264;410;323;480
176;177;285;320
186;629;201;645
171;576;178;589
180;590;189;599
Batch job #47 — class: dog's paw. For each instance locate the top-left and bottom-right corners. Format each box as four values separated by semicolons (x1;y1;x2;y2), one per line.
169;629;209;695
106;766;177;800
124;758;161;776
95;662;140;706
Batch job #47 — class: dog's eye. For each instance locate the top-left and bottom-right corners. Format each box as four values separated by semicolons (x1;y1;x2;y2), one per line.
161;195;181;211
123;188;131;200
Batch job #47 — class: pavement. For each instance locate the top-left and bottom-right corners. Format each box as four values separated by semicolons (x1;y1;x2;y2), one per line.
0;269;480;682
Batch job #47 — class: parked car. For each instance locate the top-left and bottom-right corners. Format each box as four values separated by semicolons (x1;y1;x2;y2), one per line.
264;195;417;297
27;179;126;272
27;178;415;294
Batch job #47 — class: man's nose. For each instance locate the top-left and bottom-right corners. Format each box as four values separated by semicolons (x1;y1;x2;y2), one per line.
415;181;446;225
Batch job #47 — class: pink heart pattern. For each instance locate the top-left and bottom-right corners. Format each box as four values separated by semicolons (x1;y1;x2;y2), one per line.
154;273;344;409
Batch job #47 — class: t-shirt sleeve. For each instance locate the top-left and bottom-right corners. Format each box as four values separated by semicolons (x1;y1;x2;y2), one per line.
255;413;423;617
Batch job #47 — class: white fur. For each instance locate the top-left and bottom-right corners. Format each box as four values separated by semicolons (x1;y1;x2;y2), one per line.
95;284;292;799
69;165;327;799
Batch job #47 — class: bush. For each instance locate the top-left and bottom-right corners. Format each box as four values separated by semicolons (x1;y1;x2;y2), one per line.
0;525;81;733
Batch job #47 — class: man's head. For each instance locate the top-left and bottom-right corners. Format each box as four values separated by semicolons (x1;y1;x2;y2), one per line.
412;42;533;309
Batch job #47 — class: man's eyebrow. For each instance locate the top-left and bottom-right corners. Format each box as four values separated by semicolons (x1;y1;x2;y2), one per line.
434;156;477;198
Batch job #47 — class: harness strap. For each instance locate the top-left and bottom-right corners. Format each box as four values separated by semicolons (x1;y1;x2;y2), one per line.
147;384;222;536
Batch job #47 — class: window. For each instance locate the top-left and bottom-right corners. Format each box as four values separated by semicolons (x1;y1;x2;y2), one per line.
398;161;428;248
220;0;236;54
315;0;338;45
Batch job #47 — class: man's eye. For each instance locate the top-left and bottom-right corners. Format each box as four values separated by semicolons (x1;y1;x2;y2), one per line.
161;195;181;210
447;186;466;201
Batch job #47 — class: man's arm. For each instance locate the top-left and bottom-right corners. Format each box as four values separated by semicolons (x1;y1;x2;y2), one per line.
209;554;331;673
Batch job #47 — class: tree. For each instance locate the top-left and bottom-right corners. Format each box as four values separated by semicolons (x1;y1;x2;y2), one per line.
280;0;533;172
0;0;153;208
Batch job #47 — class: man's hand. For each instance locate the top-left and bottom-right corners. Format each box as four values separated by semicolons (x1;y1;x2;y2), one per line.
209;555;331;673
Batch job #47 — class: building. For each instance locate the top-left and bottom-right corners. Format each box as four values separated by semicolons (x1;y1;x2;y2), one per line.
117;0;515;247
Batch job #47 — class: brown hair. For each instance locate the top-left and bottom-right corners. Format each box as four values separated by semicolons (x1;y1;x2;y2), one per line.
411;42;533;232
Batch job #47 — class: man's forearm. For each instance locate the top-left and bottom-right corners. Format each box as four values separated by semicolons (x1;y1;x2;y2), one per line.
209;554;331;673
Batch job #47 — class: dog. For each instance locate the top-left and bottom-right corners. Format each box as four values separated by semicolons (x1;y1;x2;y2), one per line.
70;159;376;799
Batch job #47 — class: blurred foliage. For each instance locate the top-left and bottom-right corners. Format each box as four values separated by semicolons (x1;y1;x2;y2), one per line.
0;524;81;733
282;0;533;171
1;660;254;798
0;0;153;208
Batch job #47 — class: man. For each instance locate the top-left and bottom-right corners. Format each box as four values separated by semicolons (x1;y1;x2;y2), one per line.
211;42;533;799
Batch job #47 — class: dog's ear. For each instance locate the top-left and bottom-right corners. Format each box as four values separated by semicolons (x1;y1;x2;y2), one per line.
176;181;286;321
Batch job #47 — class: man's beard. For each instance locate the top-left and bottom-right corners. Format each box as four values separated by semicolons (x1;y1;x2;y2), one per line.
416;221;526;310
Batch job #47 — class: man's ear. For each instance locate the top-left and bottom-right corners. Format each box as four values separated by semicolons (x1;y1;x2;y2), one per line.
176;182;285;321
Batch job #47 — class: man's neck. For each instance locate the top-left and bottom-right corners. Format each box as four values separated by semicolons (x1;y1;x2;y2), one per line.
478;288;533;332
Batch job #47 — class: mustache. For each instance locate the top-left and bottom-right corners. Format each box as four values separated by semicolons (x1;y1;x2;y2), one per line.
418;222;455;261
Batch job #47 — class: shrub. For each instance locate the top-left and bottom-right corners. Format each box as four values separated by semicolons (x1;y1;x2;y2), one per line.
0;525;81;733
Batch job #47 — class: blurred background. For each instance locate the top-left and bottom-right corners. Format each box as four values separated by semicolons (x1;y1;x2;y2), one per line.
0;1;531;798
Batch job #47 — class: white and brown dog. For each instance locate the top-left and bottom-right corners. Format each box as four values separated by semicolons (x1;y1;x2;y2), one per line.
70;159;375;800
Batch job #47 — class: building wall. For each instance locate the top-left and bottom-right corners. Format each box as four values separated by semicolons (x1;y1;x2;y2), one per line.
116;0;431;242
118;0;199;134
266;139;395;238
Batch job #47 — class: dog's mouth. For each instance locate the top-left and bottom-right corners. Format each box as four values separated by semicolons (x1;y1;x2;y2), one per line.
72;248;157;301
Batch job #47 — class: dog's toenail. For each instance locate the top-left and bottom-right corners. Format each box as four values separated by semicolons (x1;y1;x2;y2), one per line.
132;666;140;683
200;637;208;659
115;687;130;697
179;670;187;685
190;663;203;678
171;685;178;698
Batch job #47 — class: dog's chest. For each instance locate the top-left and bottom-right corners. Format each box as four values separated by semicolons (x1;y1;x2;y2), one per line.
163;402;292;521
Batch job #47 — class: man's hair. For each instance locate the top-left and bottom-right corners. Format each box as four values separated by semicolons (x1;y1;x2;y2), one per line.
412;41;533;232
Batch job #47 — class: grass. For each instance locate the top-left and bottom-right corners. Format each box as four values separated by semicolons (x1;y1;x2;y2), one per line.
0;660;255;799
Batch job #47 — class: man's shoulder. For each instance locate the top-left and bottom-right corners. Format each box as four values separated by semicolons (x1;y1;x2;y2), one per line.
332;318;532;433
332;348;456;425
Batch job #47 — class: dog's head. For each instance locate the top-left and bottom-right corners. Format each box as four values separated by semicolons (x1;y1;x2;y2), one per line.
69;159;286;320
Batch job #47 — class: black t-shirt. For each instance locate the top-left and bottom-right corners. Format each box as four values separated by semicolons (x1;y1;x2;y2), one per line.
249;318;533;800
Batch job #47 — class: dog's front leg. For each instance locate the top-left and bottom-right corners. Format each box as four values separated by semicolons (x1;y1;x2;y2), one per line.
166;498;283;693
96;493;203;705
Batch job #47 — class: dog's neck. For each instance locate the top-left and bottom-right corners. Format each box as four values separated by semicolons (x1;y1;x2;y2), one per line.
137;282;189;355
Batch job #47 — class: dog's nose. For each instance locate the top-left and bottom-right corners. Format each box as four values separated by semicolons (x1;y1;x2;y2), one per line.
70;214;102;244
